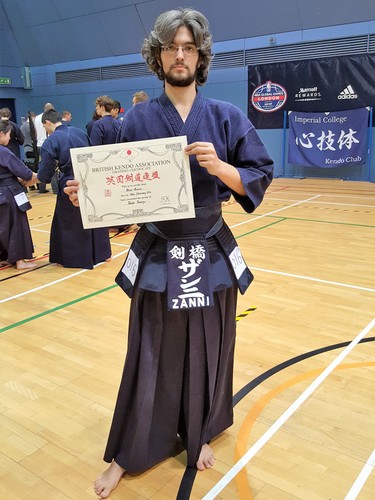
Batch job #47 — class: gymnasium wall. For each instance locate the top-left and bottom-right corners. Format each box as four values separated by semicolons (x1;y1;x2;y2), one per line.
0;21;374;181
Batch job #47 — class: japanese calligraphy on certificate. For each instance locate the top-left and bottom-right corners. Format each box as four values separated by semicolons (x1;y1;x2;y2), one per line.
70;136;195;229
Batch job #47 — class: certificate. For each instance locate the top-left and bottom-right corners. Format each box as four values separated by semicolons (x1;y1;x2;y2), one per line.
70;136;195;229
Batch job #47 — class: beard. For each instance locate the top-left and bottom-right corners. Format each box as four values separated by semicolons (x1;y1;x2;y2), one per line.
162;64;197;87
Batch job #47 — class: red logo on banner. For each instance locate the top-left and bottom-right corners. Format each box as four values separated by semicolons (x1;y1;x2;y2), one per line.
251;81;287;113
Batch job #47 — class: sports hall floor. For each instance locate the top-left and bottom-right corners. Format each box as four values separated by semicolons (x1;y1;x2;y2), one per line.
0;177;374;499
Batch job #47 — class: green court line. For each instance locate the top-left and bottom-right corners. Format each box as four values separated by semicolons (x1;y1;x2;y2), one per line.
3;210;372;333
265;214;375;228
0;284;117;333
236;218;287;238
1;218;282;333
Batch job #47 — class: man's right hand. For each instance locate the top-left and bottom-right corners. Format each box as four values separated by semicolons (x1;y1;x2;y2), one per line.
64;179;80;206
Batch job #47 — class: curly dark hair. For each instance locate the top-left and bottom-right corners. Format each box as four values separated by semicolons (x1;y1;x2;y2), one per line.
141;8;212;86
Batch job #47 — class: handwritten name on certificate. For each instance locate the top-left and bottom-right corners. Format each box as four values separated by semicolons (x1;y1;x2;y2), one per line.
70;136;195;229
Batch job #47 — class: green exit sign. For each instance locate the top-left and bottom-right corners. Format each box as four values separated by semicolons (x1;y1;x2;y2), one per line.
0;77;11;85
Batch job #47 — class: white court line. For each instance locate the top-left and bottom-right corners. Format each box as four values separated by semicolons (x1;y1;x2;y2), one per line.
251;267;375;293
0;248;129;304
7;196;314;304
5;193;373;303
267;190;375;201
31;222;52;228
203;317;375;500
230;194;321;229
30;228;50;233
110;241;131;247
345;449;375;500
230;193;374;293
266;197;375;208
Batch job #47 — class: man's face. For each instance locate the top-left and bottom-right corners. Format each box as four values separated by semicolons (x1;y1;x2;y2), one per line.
160;26;200;87
96;104;105;117
0;129;11;146
43;120;53;135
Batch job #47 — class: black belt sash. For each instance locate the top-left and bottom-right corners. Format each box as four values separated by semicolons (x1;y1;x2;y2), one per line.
115;204;253;302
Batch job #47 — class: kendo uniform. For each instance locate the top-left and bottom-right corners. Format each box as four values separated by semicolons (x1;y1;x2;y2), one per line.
5;120;25;159
38;124;111;269
103;92;274;472
86;118;98;137
89;115;120;146
0;146;34;264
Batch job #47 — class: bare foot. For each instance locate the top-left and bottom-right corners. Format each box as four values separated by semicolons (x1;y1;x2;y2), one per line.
16;260;37;270
94;461;125;499
196;443;215;471
105;256;112;262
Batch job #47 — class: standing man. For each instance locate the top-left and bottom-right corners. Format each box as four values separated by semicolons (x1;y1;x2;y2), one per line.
34;102;54;193
61;110;72;126
20;111;37;163
132;90;149;106
110;100;123;121
21;111;38;190
0;108;24;159
38;109;111;269
66;8;273;499
90;96;120;145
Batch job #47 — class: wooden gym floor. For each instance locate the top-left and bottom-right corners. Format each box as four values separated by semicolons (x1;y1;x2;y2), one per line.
0;177;374;499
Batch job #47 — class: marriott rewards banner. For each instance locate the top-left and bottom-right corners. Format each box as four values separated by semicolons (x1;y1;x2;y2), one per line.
288;109;369;168
248;54;375;129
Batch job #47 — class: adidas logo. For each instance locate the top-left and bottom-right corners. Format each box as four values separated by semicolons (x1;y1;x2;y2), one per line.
338;85;358;99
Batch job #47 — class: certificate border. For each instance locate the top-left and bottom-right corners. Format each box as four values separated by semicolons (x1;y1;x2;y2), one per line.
71;136;195;228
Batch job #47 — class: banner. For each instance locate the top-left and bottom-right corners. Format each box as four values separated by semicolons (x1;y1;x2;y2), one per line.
248;54;375;128
288;108;369;168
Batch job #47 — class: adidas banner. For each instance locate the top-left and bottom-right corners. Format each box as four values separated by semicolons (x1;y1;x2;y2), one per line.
248;54;375;129
288;108;369;168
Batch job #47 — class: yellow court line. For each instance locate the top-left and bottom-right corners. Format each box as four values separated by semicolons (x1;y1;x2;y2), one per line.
236;307;256;321
234;361;375;499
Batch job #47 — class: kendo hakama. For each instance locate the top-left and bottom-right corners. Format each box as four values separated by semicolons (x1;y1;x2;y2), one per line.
0;147;34;264
49;189;111;269
38;124;112;269
104;205;253;472
0;185;34;264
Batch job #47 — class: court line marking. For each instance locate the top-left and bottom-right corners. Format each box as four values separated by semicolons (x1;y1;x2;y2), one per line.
4;190;375;495
345;448;375;500
3;193;372;307
265;197;375;208
110;241;130;247
230;195;321;229
1;196;316;304
30;228;50;233
202;316;375;499
0;248;129;305
266;190;375;201
3;209;373;304
10;188;374;496
235;361;375;499
251;267;375;293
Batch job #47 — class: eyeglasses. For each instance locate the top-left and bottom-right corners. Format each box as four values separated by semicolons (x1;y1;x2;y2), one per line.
161;44;199;56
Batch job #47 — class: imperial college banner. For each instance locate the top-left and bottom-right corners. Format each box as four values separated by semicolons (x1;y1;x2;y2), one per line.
288;108;369;168
248;54;375;128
